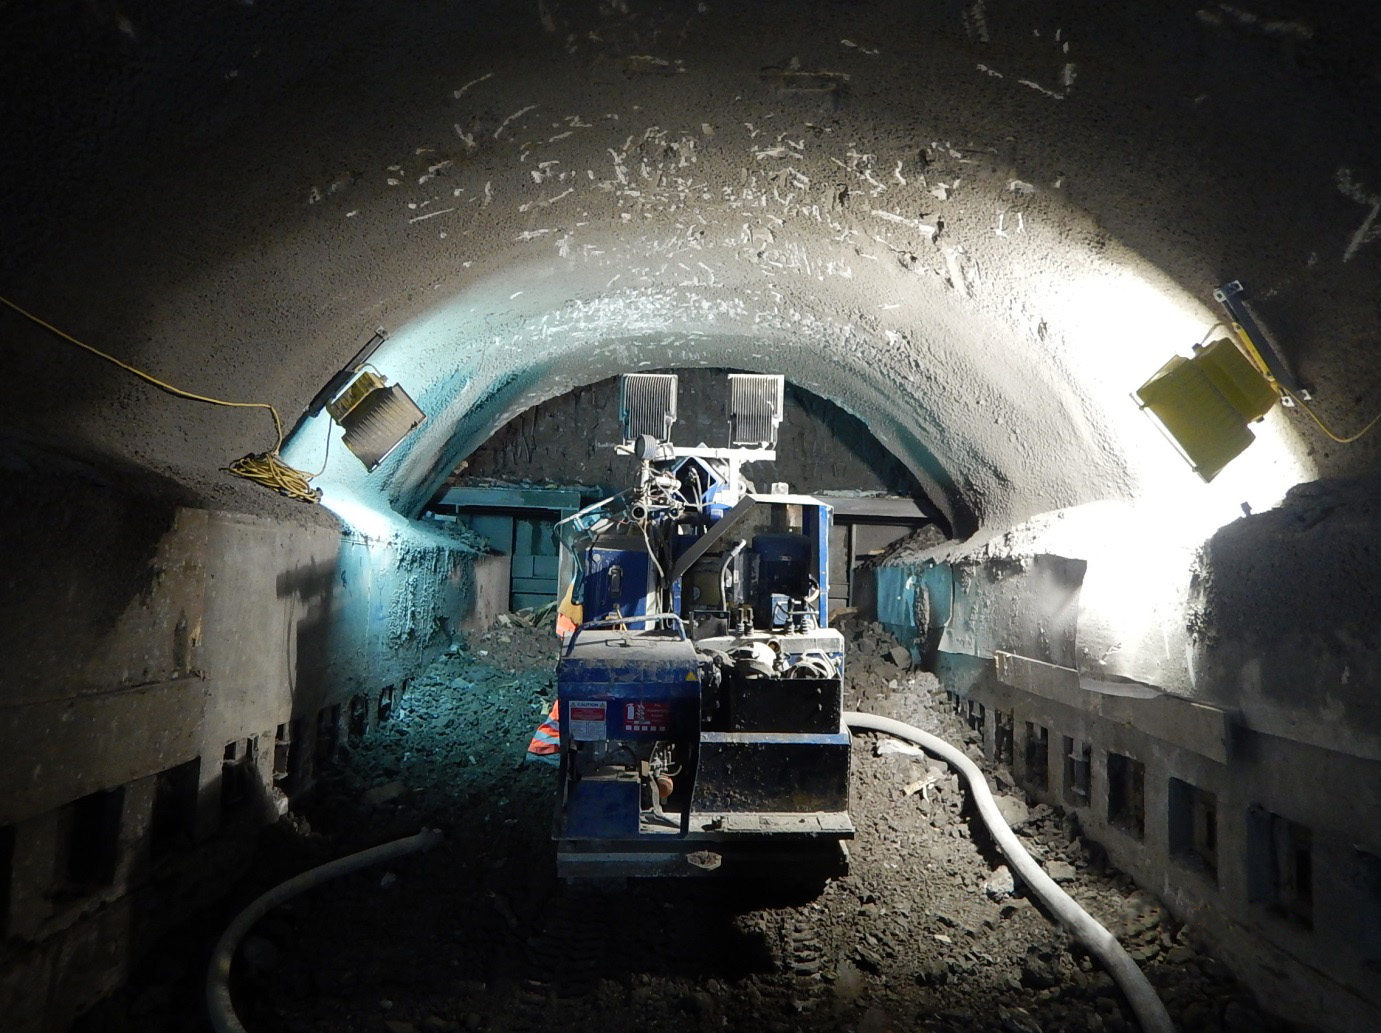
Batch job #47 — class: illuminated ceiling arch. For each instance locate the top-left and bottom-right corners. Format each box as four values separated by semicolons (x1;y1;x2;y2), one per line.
287;220;1312;541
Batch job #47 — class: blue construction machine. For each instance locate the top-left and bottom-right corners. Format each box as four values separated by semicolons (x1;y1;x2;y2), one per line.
551;373;853;880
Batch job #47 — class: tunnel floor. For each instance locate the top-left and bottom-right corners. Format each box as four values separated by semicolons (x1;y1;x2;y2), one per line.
83;621;1303;1033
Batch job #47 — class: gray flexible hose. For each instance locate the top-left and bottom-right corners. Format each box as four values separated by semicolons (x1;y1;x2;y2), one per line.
206;827;445;1033
844;711;1175;1033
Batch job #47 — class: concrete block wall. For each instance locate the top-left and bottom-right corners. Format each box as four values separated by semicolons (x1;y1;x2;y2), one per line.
0;483;482;1032
875;515;1381;1033
931;655;1381;1032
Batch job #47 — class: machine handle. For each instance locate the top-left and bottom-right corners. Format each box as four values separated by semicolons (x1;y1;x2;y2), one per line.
564;613;687;652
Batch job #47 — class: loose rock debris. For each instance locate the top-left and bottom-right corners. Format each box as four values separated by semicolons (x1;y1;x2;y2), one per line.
89;619;1303;1033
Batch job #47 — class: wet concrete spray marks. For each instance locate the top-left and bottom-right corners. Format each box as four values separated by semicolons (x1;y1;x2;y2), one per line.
494;105;539;141
964;1;991;44
452;72;495;100
840;38;881;57
1197;4;1314;40
409;208;455;224
335;14;1019;322
1336;167;1381;262
964;6;1077;102
1018;77;1066;102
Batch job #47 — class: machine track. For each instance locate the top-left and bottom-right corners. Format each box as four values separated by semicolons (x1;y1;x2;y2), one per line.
492;879;841;1032
736;902;835;1025
500;891;613;1033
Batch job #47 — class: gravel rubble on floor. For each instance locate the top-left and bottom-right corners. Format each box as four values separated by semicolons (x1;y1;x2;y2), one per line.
105;618;1311;1033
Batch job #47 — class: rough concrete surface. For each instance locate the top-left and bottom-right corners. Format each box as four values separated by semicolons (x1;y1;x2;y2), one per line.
457;368;927;502
2;0;1376;532
1187;476;1381;754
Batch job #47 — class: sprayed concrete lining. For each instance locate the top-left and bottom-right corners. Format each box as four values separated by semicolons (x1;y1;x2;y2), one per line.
9;0;1374;534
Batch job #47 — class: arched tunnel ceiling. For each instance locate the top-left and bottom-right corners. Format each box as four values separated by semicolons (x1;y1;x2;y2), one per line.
322;261;1131;535
3;1;1377;533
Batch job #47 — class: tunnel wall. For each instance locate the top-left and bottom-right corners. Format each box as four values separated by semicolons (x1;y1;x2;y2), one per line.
0;478;481;1032
873;484;1381;1032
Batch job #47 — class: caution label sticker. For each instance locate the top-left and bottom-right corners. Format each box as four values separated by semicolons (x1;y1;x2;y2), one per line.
568;700;608;741
622;700;672;734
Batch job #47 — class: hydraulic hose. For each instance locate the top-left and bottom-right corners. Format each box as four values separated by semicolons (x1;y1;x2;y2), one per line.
206;827;444;1033
844;711;1175;1033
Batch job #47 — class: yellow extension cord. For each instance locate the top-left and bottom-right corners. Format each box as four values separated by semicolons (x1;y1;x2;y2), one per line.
1283;388;1381;445
0;294;325;503
1202;319;1381;445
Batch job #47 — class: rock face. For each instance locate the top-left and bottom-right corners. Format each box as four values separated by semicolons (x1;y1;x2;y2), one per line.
83;617;1301;1033
460;369;924;499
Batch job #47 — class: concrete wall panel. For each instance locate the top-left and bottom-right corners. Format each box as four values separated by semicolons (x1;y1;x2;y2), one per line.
0;487;482;1032
0;679;205;827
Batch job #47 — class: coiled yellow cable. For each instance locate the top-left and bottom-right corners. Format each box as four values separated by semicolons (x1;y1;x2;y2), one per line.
0;294;323;502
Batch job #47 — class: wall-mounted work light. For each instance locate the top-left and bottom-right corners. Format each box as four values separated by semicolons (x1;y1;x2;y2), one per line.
1212;280;1310;403
1135;281;1315;482
1134;334;1278;482
326;371;426;471
301;329;427;472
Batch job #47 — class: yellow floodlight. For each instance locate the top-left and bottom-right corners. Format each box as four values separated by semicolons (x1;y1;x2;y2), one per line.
1134;337;1278;482
327;370;426;472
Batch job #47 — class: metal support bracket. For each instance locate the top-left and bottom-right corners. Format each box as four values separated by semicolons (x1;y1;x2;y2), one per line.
1213;281;1310;403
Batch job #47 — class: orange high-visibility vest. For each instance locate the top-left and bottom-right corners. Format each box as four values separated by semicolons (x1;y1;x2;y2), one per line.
527;700;560;756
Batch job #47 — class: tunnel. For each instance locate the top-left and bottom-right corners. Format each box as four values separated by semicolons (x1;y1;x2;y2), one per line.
2;1;1380;1030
